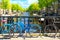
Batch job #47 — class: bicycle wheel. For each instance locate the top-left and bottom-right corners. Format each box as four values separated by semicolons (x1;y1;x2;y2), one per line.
10;24;22;37
29;24;42;37
44;24;57;37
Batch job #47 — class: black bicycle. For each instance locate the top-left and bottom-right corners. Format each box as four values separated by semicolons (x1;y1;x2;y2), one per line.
44;17;57;37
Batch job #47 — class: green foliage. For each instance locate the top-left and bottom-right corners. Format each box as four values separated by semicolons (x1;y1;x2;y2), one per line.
2;0;10;9
1;0;24;12
0;0;1;7
38;0;57;9
11;4;24;12
27;3;40;12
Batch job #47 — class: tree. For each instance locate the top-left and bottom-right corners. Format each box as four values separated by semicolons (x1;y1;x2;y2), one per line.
2;0;10;9
27;3;40;12
38;0;57;16
0;0;1;7
27;3;40;16
1;0;11;14
11;4;24;12
38;0;57;9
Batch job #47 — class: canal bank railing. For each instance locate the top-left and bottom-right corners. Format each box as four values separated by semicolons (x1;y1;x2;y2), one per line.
0;16;60;38
0;16;60;32
0;16;60;33
0;16;44;34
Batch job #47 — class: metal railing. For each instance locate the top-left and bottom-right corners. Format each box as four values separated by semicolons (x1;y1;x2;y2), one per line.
0;16;60;38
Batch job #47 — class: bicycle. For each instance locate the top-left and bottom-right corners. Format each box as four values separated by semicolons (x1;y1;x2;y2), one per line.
44;17;57;37
1;21;24;38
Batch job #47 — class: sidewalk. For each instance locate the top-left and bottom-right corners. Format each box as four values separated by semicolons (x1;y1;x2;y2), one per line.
0;33;60;40
0;36;60;40
11;36;60;40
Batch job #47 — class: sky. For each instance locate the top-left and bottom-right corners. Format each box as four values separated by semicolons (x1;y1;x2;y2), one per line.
10;0;38;8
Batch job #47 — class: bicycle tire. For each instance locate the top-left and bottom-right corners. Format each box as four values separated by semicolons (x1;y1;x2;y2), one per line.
29;24;42;37
44;24;57;37
10;24;22;37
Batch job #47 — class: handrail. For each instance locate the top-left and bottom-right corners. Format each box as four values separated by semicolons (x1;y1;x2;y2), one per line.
0;16;60;18
45;16;60;18
0;16;43;18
